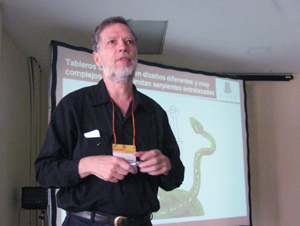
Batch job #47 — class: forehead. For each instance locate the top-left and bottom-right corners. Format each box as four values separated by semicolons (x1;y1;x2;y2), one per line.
100;23;134;40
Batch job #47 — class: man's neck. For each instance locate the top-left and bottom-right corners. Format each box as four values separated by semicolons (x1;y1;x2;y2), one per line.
104;77;133;114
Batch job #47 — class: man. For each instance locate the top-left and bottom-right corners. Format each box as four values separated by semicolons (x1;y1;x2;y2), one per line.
35;16;184;226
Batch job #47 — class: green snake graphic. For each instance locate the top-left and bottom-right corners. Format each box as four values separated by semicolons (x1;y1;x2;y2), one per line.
153;117;216;219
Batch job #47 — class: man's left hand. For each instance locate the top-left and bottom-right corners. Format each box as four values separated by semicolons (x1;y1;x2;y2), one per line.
134;149;171;176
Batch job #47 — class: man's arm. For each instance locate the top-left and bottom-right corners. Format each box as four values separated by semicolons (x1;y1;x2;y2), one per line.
134;110;185;191
34;104;82;188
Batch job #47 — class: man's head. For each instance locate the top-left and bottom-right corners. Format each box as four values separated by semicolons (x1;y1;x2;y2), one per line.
92;17;137;52
92;17;138;84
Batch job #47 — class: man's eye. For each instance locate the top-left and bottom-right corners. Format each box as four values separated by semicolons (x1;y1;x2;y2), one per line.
108;40;115;44
126;40;135;44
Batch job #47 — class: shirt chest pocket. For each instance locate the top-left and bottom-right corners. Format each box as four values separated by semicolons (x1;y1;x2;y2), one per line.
75;135;113;158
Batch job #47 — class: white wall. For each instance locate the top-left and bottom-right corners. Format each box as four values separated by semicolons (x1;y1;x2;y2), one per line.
246;76;300;225
0;29;31;225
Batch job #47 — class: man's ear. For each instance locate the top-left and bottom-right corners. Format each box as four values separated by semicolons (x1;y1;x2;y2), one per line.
93;52;102;67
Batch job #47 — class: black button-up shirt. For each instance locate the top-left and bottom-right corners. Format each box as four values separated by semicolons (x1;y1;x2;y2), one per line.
35;80;184;217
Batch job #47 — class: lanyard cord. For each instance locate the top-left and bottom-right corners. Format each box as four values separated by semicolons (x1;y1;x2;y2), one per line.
109;93;135;147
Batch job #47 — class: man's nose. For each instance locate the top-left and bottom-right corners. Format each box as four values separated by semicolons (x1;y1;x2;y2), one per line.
118;40;128;52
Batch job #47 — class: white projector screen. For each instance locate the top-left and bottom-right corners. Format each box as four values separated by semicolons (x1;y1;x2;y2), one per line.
49;41;251;226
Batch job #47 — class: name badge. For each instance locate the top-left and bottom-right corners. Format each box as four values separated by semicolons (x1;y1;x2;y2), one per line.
112;144;136;164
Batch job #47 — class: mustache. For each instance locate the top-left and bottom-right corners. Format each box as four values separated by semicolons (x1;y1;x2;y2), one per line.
115;52;134;62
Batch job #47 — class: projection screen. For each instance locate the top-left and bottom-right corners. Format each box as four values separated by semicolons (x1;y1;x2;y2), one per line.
49;40;251;226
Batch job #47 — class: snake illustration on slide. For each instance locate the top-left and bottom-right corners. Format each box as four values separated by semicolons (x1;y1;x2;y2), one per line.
153;117;216;219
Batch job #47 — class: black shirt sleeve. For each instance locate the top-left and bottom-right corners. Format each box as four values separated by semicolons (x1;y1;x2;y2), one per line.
158;111;184;191
35;97;82;188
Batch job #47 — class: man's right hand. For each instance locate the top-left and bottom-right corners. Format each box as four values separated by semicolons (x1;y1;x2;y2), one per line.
78;155;137;183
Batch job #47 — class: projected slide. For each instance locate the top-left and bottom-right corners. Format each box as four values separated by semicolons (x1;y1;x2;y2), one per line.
51;41;250;226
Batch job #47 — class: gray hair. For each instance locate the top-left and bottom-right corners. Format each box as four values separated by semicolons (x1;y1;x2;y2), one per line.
91;16;137;52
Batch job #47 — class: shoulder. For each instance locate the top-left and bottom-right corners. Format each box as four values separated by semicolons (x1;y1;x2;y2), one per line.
64;84;98;101
50;84;100;123
58;83;100;107
136;90;167;116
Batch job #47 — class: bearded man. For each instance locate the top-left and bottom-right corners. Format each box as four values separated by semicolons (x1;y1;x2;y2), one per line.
35;16;184;226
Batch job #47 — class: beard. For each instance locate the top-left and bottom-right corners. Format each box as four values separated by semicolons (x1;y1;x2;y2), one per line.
105;56;137;84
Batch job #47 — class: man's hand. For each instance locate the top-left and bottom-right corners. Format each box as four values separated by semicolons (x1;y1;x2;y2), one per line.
78;155;137;183
135;149;171;176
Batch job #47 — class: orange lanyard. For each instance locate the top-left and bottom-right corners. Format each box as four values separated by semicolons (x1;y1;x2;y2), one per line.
109;94;136;147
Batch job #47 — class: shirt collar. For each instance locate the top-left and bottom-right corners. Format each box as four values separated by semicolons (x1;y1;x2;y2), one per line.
91;80;110;106
133;86;153;114
91;79;153;114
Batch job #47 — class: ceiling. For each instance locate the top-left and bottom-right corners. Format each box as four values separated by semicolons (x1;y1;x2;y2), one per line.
1;0;300;76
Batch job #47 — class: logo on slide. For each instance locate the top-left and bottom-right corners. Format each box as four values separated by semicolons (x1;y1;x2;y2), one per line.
216;79;240;103
223;81;232;94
